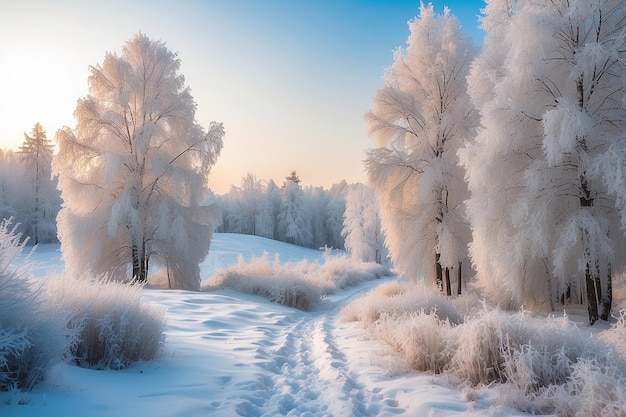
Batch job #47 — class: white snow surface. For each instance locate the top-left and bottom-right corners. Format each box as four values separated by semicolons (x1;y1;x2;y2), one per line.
4;233;535;416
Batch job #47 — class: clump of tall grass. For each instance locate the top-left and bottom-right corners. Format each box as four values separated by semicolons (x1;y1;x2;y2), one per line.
46;275;166;370
343;280;626;416
0;219;74;391
204;252;391;310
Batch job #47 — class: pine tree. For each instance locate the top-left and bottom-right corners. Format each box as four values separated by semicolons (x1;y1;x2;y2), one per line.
18;122;59;244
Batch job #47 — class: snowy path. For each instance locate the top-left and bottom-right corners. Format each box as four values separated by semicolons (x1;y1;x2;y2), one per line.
227;283;397;417
6;235;534;416
4;278;532;417
174;281;396;416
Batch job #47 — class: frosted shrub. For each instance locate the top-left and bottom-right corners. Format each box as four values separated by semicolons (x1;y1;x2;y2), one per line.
341;280;463;327
204;254;322;310
318;252;391;291
204;252;388;310
46;275;165;370
372;311;455;373
451;307;599;388
345;286;626;415
601;309;626;360
451;305;514;385
535;357;626;417
0;219;73;391
454;308;626;415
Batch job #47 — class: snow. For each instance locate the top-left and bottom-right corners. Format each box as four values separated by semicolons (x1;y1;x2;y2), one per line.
5;234;544;416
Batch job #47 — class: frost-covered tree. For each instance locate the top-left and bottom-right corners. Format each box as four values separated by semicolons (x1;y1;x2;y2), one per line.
217;175;347;249
463;0;626;323
284;170;301;186
277;180;312;247
18;123;60;244
226;173;265;235
460;0;542;310
53;33;224;290
307;186;329;249
519;0;626;323
342;183;387;264
366;3;477;294
264;179;282;240
324;191;347;250
0;150;21;223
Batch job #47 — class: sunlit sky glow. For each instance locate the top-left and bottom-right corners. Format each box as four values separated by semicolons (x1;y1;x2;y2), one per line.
0;0;485;194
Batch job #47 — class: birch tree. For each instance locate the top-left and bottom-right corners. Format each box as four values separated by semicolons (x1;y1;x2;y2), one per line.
53;33;224;290
521;0;626;323
459;0;547;310
463;0;626;323
366;3;477;294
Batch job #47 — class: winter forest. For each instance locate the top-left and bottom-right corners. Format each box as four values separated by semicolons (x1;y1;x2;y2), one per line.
2;1;626;416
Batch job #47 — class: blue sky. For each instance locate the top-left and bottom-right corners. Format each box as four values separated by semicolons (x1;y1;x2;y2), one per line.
0;0;485;193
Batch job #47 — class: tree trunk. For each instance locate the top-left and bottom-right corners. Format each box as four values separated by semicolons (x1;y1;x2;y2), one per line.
585;262;600;325
132;242;148;283
444;267;451;296
580;176;600;325
132;243;141;281
140;246;148;283
457;261;462;295
600;264;612;321
435;253;443;292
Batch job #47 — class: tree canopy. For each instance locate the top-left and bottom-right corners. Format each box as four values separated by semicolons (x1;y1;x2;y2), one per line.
53;33;224;290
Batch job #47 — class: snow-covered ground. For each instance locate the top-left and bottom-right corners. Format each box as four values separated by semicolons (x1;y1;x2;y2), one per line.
4;234;557;416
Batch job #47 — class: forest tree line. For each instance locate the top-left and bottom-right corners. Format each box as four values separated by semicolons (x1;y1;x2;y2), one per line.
0;136;386;263
367;1;626;324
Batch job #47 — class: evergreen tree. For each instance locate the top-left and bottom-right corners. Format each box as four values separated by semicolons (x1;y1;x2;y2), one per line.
277;181;312;247
342;183;387;263
18;123;59;244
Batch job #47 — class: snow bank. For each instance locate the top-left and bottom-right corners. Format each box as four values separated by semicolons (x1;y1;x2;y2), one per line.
343;280;626;416
203;252;391;310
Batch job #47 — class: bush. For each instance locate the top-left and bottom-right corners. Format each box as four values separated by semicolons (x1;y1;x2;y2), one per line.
0;219;73;391
340;280;464;326
46;275;166;370
601;309;626;361
371;310;455;373
204;253;322;310
343;284;626;416
204;252;390;310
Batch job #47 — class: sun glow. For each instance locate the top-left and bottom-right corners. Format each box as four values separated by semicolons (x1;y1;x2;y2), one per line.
0;46;84;149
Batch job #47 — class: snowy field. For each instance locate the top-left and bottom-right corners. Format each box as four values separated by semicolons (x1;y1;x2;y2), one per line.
2;233;619;416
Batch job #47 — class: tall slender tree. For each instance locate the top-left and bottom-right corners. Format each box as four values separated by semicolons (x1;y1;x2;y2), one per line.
277;180;312;247
342;183;387;264
366;3;477;293
18;122;59;244
53;33;224;290
460;0;546;310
